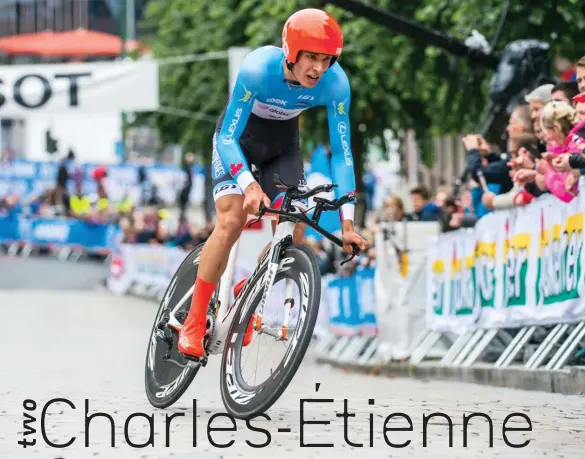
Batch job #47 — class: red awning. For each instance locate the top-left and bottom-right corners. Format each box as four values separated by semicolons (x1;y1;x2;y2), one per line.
0;28;143;57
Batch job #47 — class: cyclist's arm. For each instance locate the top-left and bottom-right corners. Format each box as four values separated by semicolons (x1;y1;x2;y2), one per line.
217;60;263;192
325;69;356;224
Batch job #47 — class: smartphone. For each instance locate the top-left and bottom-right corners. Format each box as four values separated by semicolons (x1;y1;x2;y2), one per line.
521;141;542;160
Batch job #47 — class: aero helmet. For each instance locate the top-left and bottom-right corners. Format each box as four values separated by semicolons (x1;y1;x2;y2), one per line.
282;8;343;68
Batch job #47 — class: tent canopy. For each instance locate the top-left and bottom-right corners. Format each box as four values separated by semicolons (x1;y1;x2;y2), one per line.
0;28;142;57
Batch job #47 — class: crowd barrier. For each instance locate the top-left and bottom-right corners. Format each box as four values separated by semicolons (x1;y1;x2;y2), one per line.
418;190;585;372
317;182;585;388
315;221;444;366
0;213;121;260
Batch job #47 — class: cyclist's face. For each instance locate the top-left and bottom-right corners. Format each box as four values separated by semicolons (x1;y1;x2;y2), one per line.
295;51;333;87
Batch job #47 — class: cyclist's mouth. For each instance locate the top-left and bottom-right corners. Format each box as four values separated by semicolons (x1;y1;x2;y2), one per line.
307;75;319;83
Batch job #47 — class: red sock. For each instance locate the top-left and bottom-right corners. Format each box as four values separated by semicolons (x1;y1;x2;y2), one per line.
184;276;217;329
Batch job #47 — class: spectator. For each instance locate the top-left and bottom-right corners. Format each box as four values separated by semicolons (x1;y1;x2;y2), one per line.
525;83;555;124
373;195;410;225
68;181;91;219
576;55;585;93
434;185;451;208
551;81;580;106
409;185;441;221
137;165;148;205
537;100;585;202
576;99;585;122
178;152;194;220
481;103;539;211
462;132;513;218
54;151;74;216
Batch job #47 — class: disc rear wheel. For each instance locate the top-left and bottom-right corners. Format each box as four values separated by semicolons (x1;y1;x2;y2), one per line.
144;244;210;409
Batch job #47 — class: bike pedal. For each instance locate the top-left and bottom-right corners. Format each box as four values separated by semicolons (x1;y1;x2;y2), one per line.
180;352;209;366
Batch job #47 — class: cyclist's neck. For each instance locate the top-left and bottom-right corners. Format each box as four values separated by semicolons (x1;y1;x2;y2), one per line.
282;60;302;86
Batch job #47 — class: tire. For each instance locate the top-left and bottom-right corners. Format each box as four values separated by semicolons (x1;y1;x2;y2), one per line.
219;244;321;419
145;244;207;409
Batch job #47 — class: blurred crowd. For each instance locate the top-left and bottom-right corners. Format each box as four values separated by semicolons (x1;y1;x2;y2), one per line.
3;55;585;278
0;150;207;251
372;55;585;234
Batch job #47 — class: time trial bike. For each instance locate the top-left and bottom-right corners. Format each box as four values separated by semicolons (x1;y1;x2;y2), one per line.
144;174;359;419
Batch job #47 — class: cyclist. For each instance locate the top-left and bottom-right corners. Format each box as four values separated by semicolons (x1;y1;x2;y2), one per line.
178;8;369;360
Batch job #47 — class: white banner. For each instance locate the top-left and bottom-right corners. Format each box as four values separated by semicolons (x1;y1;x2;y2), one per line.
374;221;442;359
427;182;585;333
0;60;159;117
107;242;320;333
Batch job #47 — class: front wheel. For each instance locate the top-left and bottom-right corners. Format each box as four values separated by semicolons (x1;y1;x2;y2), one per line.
219;244;321;419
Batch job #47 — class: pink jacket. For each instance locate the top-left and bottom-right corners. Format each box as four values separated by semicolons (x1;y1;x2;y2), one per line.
543;119;585;202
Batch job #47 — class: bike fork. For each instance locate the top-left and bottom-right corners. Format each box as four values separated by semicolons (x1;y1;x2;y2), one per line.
280;279;295;340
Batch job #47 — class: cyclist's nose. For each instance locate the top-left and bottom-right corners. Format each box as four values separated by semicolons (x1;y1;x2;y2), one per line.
313;61;326;74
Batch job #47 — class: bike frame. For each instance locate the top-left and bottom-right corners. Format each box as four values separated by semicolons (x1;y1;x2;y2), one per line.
185;176;357;358
206;215;295;355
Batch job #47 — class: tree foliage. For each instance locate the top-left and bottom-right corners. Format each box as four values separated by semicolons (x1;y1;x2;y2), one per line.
136;0;585;171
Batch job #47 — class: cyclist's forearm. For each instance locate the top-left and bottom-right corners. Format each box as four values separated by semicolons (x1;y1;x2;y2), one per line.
341;219;354;233
329;154;356;222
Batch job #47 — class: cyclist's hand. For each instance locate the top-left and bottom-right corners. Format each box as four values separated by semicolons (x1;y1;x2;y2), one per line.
341;229;368;256
243;182;271;215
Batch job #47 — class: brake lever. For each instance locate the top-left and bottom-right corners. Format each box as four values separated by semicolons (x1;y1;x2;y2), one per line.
247;203;267;228
340;243;361;266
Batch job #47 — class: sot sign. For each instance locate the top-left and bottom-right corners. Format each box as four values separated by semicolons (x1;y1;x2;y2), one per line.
0;72;91;109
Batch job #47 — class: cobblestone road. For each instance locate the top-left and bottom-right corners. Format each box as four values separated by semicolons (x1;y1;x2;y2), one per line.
1;288;584;459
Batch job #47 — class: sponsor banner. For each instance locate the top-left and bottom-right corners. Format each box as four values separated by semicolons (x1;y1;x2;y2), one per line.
427;187;585;332
0;60;159;116
0;214;121;251
251;100;307;120
324;266;378;337
426;229;481;334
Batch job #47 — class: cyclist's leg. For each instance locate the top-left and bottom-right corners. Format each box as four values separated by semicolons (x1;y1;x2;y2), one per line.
178;132;248;359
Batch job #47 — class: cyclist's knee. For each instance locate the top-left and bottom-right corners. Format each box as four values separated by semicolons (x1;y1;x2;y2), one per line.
293;223;306;244
215;196;247;242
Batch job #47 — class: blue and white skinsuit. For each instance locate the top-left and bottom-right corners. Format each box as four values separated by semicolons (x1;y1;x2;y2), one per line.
211;45;356;221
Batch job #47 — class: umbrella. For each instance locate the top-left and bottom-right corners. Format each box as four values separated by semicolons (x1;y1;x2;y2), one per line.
0;28;142;56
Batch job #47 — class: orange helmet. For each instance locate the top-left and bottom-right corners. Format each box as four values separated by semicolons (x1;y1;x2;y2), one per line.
282;8;343;67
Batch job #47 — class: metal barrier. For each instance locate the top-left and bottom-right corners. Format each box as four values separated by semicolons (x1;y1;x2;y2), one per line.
314;201;585;392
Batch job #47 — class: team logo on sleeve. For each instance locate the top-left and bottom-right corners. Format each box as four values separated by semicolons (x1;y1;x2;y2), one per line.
337;122;352;166
238;85;252;103
230;162;244;176
336;97;348;115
